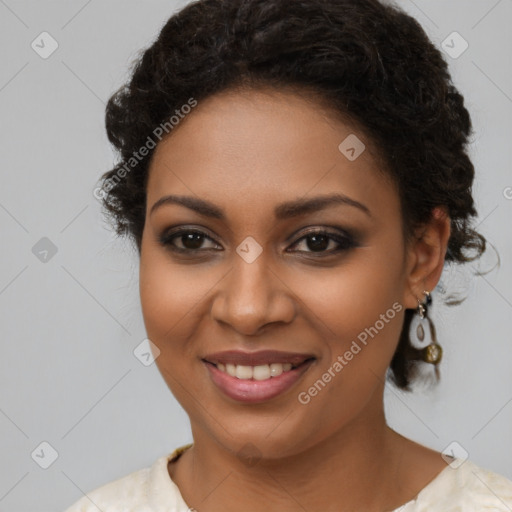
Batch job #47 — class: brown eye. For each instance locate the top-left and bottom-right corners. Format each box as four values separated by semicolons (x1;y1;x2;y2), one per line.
177;232;206;250
289;229;356;255
159;229;221;252
158;226;357;257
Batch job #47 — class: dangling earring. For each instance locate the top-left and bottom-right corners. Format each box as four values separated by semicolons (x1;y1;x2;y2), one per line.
416;290;442;368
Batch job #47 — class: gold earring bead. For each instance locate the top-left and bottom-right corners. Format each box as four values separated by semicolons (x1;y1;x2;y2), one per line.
422;342;442;364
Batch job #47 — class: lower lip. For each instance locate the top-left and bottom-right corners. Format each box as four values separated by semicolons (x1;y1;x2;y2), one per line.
204;360;315;403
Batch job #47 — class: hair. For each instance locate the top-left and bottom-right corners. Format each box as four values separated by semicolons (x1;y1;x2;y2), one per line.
98;0;487;390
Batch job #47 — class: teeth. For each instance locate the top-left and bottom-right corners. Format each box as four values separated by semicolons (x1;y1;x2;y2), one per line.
216;362;294;380
235;365;253;379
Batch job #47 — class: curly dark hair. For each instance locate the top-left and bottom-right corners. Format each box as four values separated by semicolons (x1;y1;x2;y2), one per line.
98;0;487;390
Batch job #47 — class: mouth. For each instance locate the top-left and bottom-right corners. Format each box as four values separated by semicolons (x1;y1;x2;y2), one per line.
203;360;312;380
202;350;316;403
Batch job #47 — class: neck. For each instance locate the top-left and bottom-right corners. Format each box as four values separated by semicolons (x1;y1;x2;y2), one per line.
172;384;411;512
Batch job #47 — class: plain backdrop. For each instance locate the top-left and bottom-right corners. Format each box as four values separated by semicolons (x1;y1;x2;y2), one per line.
0;1;511;511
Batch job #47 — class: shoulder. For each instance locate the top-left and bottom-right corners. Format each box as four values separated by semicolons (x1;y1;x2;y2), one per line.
62;445;193;512
404;458;512;511
459;460;512;509
62;464;154;512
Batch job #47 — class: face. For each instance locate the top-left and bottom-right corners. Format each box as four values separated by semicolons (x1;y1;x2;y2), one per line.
139;87;420;459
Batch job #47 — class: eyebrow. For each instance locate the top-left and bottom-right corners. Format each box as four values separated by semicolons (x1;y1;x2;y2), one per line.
149;193;371;220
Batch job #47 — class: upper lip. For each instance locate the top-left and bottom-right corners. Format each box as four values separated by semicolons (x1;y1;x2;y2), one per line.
203;350;315;367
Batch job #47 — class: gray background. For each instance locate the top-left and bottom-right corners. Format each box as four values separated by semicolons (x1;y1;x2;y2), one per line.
0;1;511;511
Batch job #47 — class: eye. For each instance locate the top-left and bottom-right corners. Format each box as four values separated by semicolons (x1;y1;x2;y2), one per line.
158;226;357;256
159;228;221;253
287;228;357;255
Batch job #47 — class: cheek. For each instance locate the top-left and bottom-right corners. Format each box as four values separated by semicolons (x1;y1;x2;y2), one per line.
289;249;405;434
138;250;214;409
303;250;402;317
139;247;206;353
290;240;406;372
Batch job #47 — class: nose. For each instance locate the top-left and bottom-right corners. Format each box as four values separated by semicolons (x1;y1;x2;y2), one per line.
210;252;297;336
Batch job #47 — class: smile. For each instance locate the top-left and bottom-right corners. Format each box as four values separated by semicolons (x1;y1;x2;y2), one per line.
202;350;316;403
214;362;295;380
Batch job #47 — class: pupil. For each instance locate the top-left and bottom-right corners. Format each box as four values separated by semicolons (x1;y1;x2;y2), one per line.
307;234;329;252
182;233;203;249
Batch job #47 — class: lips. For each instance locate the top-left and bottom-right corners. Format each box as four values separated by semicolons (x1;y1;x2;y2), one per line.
202;350;316;403
203;350;315;367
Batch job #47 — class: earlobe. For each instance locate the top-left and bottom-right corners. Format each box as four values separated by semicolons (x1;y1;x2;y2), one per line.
403;206;451;309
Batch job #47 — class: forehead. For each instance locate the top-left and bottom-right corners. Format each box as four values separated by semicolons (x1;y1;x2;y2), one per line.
146;88;397;223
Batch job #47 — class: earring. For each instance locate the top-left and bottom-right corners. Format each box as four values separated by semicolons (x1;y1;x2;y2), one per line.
416;290;442;366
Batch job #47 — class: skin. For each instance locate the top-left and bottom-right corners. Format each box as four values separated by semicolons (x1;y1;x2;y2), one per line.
139;87;452;512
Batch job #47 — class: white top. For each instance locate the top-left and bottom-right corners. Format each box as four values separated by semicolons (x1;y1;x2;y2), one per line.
63;444;512;511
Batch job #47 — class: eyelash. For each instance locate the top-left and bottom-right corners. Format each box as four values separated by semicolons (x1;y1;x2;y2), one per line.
158;227;358;257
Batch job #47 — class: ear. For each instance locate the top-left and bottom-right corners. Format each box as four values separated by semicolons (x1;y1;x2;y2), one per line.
403;206;451;310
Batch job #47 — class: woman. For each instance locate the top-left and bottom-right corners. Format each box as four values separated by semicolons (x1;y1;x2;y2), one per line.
65;0;512;510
